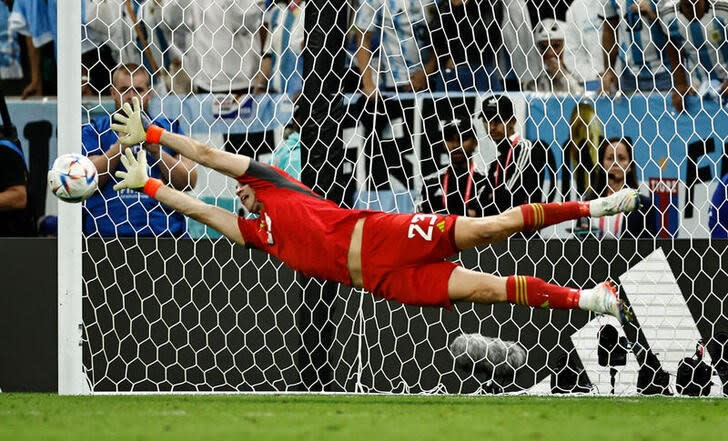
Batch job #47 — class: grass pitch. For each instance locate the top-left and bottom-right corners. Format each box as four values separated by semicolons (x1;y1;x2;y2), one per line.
1;394;727;441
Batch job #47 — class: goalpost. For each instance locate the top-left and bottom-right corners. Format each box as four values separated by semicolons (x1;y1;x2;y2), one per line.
58;0;85;395
57;0;728;396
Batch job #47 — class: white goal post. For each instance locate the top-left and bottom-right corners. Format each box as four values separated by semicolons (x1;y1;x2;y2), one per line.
58;0;85;395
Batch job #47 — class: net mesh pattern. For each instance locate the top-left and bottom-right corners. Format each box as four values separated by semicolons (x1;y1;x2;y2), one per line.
77;0;728;395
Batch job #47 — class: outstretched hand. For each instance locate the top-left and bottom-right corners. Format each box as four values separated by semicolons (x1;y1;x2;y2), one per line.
113;148;149;192
111;96;153;146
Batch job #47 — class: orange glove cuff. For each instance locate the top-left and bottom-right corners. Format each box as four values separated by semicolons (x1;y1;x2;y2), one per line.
145;125;165;145
143;178;163;198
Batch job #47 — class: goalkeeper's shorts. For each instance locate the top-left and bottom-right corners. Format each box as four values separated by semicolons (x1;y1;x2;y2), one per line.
360;212;459;309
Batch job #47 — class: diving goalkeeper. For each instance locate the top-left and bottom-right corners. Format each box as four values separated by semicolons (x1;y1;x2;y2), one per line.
111;97;637;323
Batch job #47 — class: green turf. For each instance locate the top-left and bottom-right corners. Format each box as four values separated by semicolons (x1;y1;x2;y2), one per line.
1;394;727;441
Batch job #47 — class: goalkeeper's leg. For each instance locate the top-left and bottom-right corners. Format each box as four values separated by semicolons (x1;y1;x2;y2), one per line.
447;267;631;323
454;188;640;250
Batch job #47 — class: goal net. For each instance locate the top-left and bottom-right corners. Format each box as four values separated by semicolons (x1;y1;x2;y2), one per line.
61;0;728;395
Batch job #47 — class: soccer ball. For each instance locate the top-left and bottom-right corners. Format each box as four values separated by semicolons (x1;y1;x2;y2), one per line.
48;153;99;203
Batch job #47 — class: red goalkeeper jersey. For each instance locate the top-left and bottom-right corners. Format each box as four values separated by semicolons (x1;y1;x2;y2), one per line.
236;161;374;284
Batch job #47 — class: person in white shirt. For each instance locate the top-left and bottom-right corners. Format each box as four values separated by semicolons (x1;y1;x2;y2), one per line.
564;0;605;91
527;18;585;94
157;0;268;95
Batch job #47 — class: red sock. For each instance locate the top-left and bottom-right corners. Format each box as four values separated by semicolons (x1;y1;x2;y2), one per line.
506;276;581;309
520;201;590;231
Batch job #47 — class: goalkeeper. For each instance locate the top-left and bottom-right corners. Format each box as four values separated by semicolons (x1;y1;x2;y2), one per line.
112;98;638;323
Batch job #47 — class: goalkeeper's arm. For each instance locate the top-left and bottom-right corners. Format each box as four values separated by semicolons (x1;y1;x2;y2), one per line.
110;96;251;179
114;149;245;245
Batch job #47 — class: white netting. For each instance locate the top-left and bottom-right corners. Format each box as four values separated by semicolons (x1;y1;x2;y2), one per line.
72;0;728;395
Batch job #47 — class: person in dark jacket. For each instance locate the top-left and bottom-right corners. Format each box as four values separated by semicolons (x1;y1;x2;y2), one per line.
419;115;489;216
480;94;544;216
0;93;34;237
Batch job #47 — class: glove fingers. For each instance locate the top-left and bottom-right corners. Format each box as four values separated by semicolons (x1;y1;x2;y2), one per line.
112;182;126;191
111;123;128;134
132;97;141;114
137;148;146;167
113;112;129;124
123;102;134;117
115;171;127;179
120;151;131;169
125;147;136;166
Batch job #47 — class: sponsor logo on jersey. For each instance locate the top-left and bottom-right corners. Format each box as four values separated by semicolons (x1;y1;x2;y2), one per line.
710;26;722;44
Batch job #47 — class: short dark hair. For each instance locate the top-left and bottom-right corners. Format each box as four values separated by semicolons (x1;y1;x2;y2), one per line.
480;94;514;123
442;117;476;142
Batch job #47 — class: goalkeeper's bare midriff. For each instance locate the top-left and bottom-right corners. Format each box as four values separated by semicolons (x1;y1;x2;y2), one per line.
346;218;365;288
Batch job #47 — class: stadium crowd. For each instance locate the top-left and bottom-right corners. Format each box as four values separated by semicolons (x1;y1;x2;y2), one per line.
5;0;728;98
0;0;727;238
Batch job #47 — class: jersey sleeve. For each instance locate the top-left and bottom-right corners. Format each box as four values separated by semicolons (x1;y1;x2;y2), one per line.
81;121;104;157
237;216;264;249
0;142;28;189
8;0;54;46
715;0;728;19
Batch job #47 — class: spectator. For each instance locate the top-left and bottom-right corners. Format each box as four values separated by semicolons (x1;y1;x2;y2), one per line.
82;64;197;236
709;172;728;238
526;18;584;94
480;94;543;216
0;116;34;237
8;0;145;98
419;115;488;216
499;0;541;91
262;0;305;96
8;0;56;98
160;0;268;95
429;0;504;92
0;0;23;93
590;137;657;238
599;0;672;94
564;0;605;91
354;0;434;97
659;0;728;112
158;0;272;158
94;0;172;95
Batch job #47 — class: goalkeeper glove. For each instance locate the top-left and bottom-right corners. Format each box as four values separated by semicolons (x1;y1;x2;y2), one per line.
113;148;149;192
111;96;153;146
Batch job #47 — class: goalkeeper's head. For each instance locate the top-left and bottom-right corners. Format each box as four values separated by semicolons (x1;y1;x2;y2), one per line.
236;183;262;214
111;63;152;112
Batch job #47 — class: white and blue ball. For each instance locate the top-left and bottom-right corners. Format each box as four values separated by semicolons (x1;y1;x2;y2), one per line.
48;153;98;203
